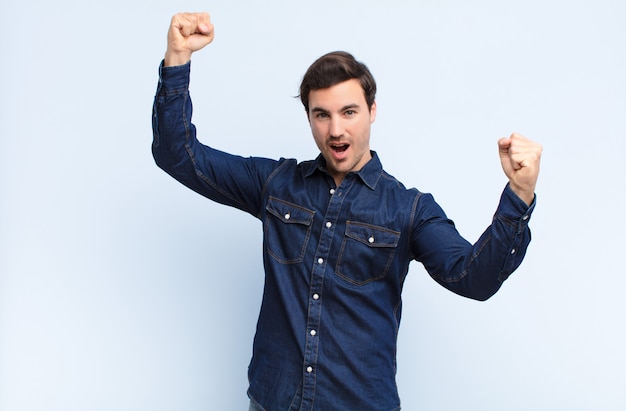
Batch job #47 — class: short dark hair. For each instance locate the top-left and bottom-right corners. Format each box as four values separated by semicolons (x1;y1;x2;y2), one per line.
299;51;377;113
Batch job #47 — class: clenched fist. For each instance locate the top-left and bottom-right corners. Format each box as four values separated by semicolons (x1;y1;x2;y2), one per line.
498;132;542;206
164;12;215;67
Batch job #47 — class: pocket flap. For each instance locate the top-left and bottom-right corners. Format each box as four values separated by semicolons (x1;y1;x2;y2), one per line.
266;197;315;225
345;221;400;248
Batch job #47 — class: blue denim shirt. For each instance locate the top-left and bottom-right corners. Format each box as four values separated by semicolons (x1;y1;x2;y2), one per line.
152;62;535;411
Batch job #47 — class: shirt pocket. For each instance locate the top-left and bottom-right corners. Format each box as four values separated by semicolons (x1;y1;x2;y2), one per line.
336;221;401;286
264;196;315;264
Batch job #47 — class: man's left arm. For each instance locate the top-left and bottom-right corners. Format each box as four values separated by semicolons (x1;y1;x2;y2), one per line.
412;133;542;301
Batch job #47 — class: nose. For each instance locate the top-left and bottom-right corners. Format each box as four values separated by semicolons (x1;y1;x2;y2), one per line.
329;117;344;138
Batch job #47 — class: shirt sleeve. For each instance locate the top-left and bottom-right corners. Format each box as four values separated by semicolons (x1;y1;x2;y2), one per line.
151;61;281;218
411;184;535;301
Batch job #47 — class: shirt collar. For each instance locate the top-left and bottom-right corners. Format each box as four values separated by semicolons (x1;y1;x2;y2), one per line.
304;151;383;190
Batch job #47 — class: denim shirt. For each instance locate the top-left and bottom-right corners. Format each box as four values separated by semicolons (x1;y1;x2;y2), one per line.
152;62;535;411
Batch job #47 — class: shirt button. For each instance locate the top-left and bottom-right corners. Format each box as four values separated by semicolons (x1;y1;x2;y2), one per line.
326;222;332;228
313;294;319;300
284;213;291;220
310;329;317;336
318;258;324;264
307;366;313;373
511;248;516;254
522;215;529;221
368;236;375;244
330;189;335;195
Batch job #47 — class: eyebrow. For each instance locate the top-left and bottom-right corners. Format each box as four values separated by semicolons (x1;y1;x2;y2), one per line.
311;103;361;113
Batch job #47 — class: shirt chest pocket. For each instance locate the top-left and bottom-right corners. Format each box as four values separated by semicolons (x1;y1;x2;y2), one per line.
336;221;401;286
264;197;315;264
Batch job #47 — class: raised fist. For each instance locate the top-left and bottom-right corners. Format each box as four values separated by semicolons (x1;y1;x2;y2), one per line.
164;12;214;67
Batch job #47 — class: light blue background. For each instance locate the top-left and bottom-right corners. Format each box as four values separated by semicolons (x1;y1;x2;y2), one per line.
1;1;625;410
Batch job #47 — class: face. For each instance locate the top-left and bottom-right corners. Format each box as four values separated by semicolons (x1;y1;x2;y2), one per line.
307;79;377;186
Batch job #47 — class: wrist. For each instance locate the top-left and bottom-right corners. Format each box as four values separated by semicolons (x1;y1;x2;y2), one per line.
164;50;192;67
509;184;535;206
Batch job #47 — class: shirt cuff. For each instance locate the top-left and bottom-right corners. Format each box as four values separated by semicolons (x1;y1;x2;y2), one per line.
157;60;191;94
495;183;536;233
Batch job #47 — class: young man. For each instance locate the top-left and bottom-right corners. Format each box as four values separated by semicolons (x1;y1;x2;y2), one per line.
152;12;542;411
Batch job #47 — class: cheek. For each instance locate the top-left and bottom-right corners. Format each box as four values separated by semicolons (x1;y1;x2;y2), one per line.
357;123;371;145
310;124;326;144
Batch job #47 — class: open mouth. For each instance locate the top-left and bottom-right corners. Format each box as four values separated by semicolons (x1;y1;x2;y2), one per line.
330;143;350;153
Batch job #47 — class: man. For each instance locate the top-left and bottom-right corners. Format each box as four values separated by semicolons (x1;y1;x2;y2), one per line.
152;12;542;411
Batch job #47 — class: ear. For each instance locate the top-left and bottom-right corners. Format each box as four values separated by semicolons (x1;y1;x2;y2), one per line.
369;101;377;124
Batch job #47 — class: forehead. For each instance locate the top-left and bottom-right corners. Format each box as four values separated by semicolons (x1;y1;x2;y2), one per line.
308;79;366;110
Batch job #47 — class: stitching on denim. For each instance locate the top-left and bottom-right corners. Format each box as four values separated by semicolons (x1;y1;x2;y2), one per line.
151;99;160;145
379;170;406;190
407;191;423;261
452;232;493;282
264;196;315;264
196;168;256;214
266;196;316;225
429;231;493;283
179;91;256;215
302;290;321;410
264;214;313;265
287;378;303;410
392;299;402;375
344;221;401;247
335;231;398;286
257;159;293;219
446;209;528;283
161;86;189;96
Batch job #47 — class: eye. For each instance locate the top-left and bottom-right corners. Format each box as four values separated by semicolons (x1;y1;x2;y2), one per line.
315;112;329;119
344;109;356;116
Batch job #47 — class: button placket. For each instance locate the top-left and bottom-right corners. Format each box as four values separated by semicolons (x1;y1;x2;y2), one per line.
300;179;352;408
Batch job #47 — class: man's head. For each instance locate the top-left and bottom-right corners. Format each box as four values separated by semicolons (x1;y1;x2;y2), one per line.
300;51;378;185
299;51;377;114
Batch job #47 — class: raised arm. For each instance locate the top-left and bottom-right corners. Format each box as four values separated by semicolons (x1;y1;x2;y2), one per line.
412;133;542;301
152;12;280;218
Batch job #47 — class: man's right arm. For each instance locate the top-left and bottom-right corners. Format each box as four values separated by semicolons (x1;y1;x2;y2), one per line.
152;13;279;217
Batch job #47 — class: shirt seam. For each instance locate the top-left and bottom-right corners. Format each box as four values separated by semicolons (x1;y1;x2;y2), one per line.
179;92;257;216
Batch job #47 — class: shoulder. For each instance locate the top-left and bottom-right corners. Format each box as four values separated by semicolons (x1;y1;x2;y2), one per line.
377;168;446;217
378;168;420;196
